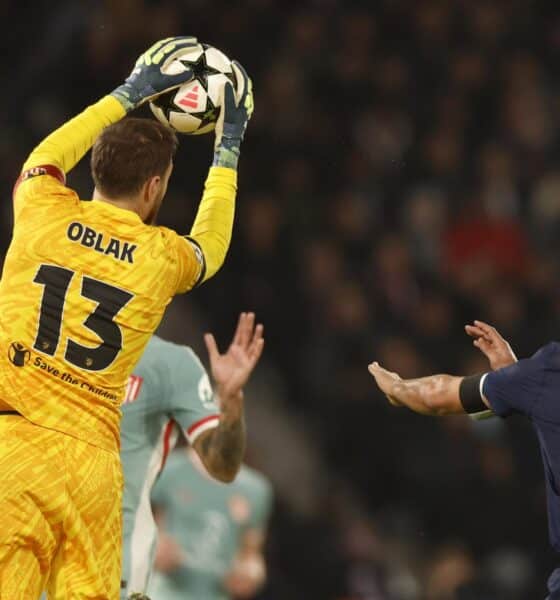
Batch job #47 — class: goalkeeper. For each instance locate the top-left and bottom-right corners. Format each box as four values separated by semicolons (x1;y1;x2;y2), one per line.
0;37;252;599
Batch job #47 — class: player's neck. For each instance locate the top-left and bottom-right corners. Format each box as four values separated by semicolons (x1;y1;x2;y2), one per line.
92;189;143;219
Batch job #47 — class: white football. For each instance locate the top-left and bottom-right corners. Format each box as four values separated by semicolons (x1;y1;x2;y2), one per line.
149;43;237;135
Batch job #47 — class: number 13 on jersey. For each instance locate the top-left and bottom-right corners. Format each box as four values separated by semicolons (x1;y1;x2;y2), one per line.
33;264;133;372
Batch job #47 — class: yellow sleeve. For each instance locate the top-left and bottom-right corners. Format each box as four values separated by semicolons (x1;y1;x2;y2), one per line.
22;95;125;175
186;166;237;283
172;234;206;294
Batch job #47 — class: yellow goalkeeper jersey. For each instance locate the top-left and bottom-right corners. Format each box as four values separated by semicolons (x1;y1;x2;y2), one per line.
0;96;236;452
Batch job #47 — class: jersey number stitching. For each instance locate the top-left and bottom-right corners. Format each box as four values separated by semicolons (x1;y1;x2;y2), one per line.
33;264;133;371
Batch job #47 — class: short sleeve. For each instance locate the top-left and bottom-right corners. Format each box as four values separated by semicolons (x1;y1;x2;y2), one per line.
165;346;220;444
482;344;552;417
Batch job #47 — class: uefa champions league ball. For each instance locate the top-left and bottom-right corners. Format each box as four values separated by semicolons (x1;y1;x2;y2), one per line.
149;43;238;135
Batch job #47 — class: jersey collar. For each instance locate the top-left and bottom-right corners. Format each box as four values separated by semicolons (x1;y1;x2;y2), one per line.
89;199;144;224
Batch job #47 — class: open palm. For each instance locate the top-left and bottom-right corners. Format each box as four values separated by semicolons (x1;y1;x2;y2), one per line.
204;313;264;399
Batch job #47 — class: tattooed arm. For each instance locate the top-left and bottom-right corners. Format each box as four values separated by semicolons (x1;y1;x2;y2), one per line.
195;392;246;482
193;313;264;482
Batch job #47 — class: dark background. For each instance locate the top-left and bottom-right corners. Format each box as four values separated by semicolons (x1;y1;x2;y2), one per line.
2;1;560;598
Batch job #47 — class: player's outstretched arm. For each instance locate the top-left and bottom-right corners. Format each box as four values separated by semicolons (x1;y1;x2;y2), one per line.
18;37;196;181
367;362;490;416
193;313;264;482
182;62;254;286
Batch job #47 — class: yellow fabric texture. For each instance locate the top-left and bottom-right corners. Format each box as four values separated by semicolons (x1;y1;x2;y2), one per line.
2;175;204;452
187;165;237;286
0;417;122;599
0;95;237;452
2;98;207;452
0;93;238;599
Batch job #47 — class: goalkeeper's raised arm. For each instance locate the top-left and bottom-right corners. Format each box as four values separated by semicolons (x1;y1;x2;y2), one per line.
183;60;254;286
19;37;198;180
15;36;254;292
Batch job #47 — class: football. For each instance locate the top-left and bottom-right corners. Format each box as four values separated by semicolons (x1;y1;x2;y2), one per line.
150;43;237;135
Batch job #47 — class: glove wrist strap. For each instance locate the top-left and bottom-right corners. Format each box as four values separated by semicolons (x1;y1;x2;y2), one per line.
110;84;139;113
213;137;241;169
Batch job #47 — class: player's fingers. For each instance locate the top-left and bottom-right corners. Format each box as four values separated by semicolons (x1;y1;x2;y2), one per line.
368;363;389;390
147;37;174;53
465;325;485;338
232;60;249;82
143;37;182;66
171;35;198;46
368;362;383;376
236;312;253;348
248;326;264;359
245;83;254;120
204;333;220;361
232;312;247;346
371;361;400;378
250;323;264;345
153;37;198;64
248;338;265;367
222;81;237;116
159;43;200;73
160;71;195;91
229;344;249;369
477;327;504;347
137;37;173;66
239;312;255;349
231;61;254;119
474;320;500;338
231;61;249;102
470;329;495;346
473;338;492;352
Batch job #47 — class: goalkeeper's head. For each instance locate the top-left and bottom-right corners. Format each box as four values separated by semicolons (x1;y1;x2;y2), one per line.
91;118;178;224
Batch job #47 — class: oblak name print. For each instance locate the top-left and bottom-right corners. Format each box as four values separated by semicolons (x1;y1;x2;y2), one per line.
67;222;137;263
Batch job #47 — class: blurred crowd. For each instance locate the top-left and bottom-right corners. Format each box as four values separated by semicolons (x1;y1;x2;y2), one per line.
2;0;560;598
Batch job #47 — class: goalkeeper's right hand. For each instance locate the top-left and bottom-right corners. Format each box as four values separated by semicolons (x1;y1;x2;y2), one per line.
112;36;198;112
213;61;254;170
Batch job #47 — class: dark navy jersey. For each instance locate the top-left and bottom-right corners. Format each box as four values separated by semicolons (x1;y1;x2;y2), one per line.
482;342;560;557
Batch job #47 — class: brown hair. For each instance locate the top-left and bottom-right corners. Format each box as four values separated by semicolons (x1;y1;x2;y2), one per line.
91;118;178;198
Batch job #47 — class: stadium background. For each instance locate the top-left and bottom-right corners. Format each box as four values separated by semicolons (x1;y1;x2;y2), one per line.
1;0;559;598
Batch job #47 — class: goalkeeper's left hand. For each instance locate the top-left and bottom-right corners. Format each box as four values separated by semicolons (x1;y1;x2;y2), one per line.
112;36;198;112
213;61;254;170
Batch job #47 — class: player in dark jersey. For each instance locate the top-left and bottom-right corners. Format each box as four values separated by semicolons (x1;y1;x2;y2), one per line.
368;320;560;600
